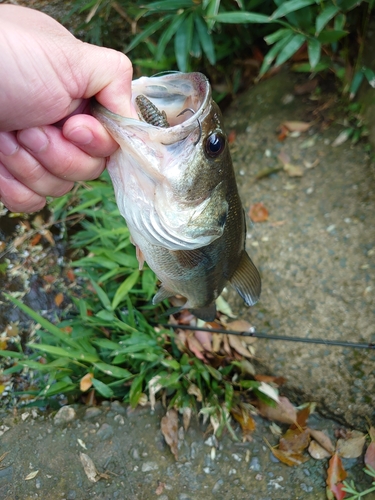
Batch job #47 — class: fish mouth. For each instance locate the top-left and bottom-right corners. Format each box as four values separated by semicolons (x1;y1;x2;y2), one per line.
92;73;226;252
92;72;211;145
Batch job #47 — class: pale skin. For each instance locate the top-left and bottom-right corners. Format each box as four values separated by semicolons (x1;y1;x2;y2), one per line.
0;5;137;213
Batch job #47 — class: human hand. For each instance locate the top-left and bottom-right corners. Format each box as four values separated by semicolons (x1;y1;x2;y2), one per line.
0;5;136;213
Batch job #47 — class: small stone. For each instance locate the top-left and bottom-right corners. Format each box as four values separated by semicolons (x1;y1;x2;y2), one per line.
141;461;159;472
97;423;114;441
110;401;127;415
114;414;125;425
84;408;102;420
131;448;140;460
54;406;76;425
232;453;242;462
212;479;224;493
249;457;261;471
301;483;313;493
228;468;237;476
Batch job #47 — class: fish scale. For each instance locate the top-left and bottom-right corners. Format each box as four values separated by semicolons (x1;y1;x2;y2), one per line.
92;72;261;320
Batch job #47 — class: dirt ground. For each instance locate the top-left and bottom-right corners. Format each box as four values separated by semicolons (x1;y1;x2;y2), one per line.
0;69;375;499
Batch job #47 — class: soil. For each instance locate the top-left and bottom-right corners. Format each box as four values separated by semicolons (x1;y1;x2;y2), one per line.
0;2;375;498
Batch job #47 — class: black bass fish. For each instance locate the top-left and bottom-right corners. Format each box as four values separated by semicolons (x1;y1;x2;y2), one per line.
92;72;261;320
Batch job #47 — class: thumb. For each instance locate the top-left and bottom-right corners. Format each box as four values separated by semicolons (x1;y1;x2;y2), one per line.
78;43;137;118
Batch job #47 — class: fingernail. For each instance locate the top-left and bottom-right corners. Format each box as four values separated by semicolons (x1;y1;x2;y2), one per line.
18;127;49;153
65;127;93;145
0;132;19;156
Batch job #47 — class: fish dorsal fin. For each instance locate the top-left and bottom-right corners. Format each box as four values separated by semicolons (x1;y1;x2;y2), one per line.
190;303;217;322
153;286;175;305
229;251;261;306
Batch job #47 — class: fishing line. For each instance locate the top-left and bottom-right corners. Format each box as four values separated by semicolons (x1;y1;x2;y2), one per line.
153;322;375;350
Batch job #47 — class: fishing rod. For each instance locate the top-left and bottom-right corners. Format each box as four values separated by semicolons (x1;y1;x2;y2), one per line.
153;322;375;350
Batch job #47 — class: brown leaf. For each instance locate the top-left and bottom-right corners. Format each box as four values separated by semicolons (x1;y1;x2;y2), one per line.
66;269;76;282
54;293;64;307
5;322;19;338
258;396;297;425
30;234;42;246
292;403;314;429
308;428;335;455
282;121;313;132
228;130;236;144
326;453;347;500
271;448;309;466
254;374;286;386
212;333;223;353
308;440;332;460
279;428;310;454
277;124;289;141
79;452;100;483
249;202;269;223
41;229;55;246
231;406;256;439
365;441;375;470
228;335;252;358
186;333;206;361
283;163;304;177
337;430;366;459
225;319;253;333
43;275;56;284
194;329;212;352
80;373;93;392
161;409;179;460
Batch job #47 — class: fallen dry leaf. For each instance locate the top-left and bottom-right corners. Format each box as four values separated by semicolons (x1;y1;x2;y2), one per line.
282;121;313;133
254;374;286;386
337;430;366;459
161;409;179;460
365;441;375;470
80;373;93;392
186;333;206;361
225;319;254;334
187;383;202;402
194;329;212;352
258;396;297;425
54;292;64;307
283;163;304;177
182;407;192;432
228;335;252;358
79;452;100;483
332;130;350;147
279;427;310;454
308;440;332;460
308;428;335;455
25;470;39;481
231;405;256;440
271;447;309;466
249;202;269;223
326;453;347;500
30;233;42;246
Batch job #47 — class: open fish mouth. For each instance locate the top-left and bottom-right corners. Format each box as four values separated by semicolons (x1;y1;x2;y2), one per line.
92;72;228;252
94;72;211;146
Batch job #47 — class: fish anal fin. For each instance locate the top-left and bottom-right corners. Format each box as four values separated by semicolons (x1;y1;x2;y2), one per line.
190;303;216;322
153;286;175;305
230;251;261;306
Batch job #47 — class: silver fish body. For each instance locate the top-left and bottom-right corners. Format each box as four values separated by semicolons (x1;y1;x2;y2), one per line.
92;72;261;320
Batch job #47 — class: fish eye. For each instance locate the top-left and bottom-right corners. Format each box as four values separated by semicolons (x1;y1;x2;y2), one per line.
205;132;225;158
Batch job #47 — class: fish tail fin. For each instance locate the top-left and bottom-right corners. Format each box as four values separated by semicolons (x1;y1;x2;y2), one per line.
230;251;261;306
190;303;217;322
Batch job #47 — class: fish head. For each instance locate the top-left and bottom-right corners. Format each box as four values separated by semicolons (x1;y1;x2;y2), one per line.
92;72;230;251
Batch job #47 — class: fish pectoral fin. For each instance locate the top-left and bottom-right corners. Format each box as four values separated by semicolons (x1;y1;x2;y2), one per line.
171;249;205;269
229;251;261;306
152;285;175;305
190;304;217;322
